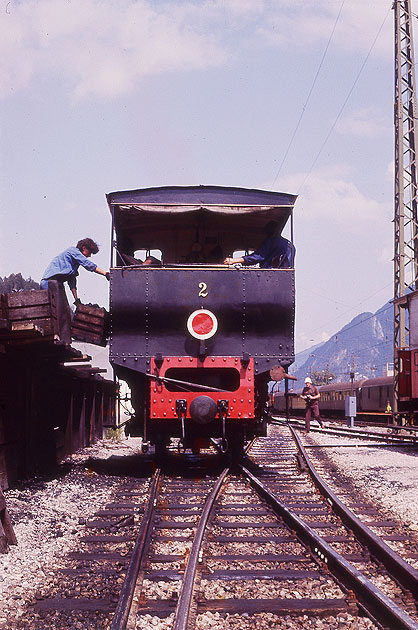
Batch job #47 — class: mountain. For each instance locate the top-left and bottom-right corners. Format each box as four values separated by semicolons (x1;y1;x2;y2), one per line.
292;341;324;372
293;301;393;383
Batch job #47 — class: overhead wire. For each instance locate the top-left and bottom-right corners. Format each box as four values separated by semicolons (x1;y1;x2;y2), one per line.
277;4;393;379
271;0;345;188
301;281;391;309
278;5;393;358
300;282;393;340
297;303;393;372
297;4;392;194
330;302;392;335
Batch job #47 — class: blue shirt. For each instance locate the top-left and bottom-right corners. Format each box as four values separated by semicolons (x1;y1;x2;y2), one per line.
41;247;97;289
243;236;295;268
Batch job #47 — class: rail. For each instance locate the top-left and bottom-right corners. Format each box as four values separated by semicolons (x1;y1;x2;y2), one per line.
111;468;161;630
111;430;418;629
290;425;418;595
240;461;418;630
172;467;230;630
272;416;418;445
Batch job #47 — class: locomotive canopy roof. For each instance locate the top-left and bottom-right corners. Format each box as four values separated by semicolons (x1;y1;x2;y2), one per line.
107;185;297;262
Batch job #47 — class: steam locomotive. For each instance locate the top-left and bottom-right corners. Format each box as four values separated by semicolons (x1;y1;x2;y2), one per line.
107;185;296;456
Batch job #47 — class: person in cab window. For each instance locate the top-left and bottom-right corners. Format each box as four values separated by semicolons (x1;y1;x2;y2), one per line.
223;221;294;268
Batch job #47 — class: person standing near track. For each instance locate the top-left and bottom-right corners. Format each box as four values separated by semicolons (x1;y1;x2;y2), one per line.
301;377;324;432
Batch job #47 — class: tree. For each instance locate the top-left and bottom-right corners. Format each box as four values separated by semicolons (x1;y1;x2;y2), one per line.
311;368;335;385
0;273;39;294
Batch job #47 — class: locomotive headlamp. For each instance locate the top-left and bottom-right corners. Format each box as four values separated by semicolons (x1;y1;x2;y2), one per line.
187;309;218;340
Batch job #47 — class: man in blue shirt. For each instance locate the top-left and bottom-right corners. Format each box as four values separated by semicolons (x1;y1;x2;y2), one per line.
224;221;294;268
40;238;109;303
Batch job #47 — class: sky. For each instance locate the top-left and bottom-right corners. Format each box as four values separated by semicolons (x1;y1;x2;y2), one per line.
0;0;402;354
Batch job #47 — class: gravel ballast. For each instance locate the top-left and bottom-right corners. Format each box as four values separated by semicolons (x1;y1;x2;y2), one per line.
0;437;145;629
2;426;418;628
287;423;418;531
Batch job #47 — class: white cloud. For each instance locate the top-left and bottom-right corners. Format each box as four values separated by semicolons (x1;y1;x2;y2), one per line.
0;0;228;99
336;107;391;138
387;160;395;182
0;0;394;100
257;1;392;59
284;162;394;352
281;165;392;230
294;330;332;354
210;0;265;16
379;244;393;265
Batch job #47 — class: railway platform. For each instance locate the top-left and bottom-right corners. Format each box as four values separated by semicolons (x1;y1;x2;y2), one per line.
0;288;116;496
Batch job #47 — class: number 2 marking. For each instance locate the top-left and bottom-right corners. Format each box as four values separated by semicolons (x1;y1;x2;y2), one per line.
199;282;208;298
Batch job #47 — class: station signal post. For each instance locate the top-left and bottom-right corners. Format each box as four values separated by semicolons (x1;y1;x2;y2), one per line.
394;0;418;414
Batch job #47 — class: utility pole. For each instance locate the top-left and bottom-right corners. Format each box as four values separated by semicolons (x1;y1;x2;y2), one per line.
349;355;356;395
394;0;418;413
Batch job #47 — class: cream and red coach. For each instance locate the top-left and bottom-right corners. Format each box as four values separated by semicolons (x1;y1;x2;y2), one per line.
107;185;296;456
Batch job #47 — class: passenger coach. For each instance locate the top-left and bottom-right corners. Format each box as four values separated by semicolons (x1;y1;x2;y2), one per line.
107;185;296;456
272;376;394;421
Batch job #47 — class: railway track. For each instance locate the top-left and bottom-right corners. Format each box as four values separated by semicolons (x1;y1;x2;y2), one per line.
272;415;418;446
245;427;418;629
290;426;418;571
12;470;153;629
15;427;418;629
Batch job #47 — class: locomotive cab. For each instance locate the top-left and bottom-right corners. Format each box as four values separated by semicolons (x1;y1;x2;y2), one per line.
107;185;296;457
